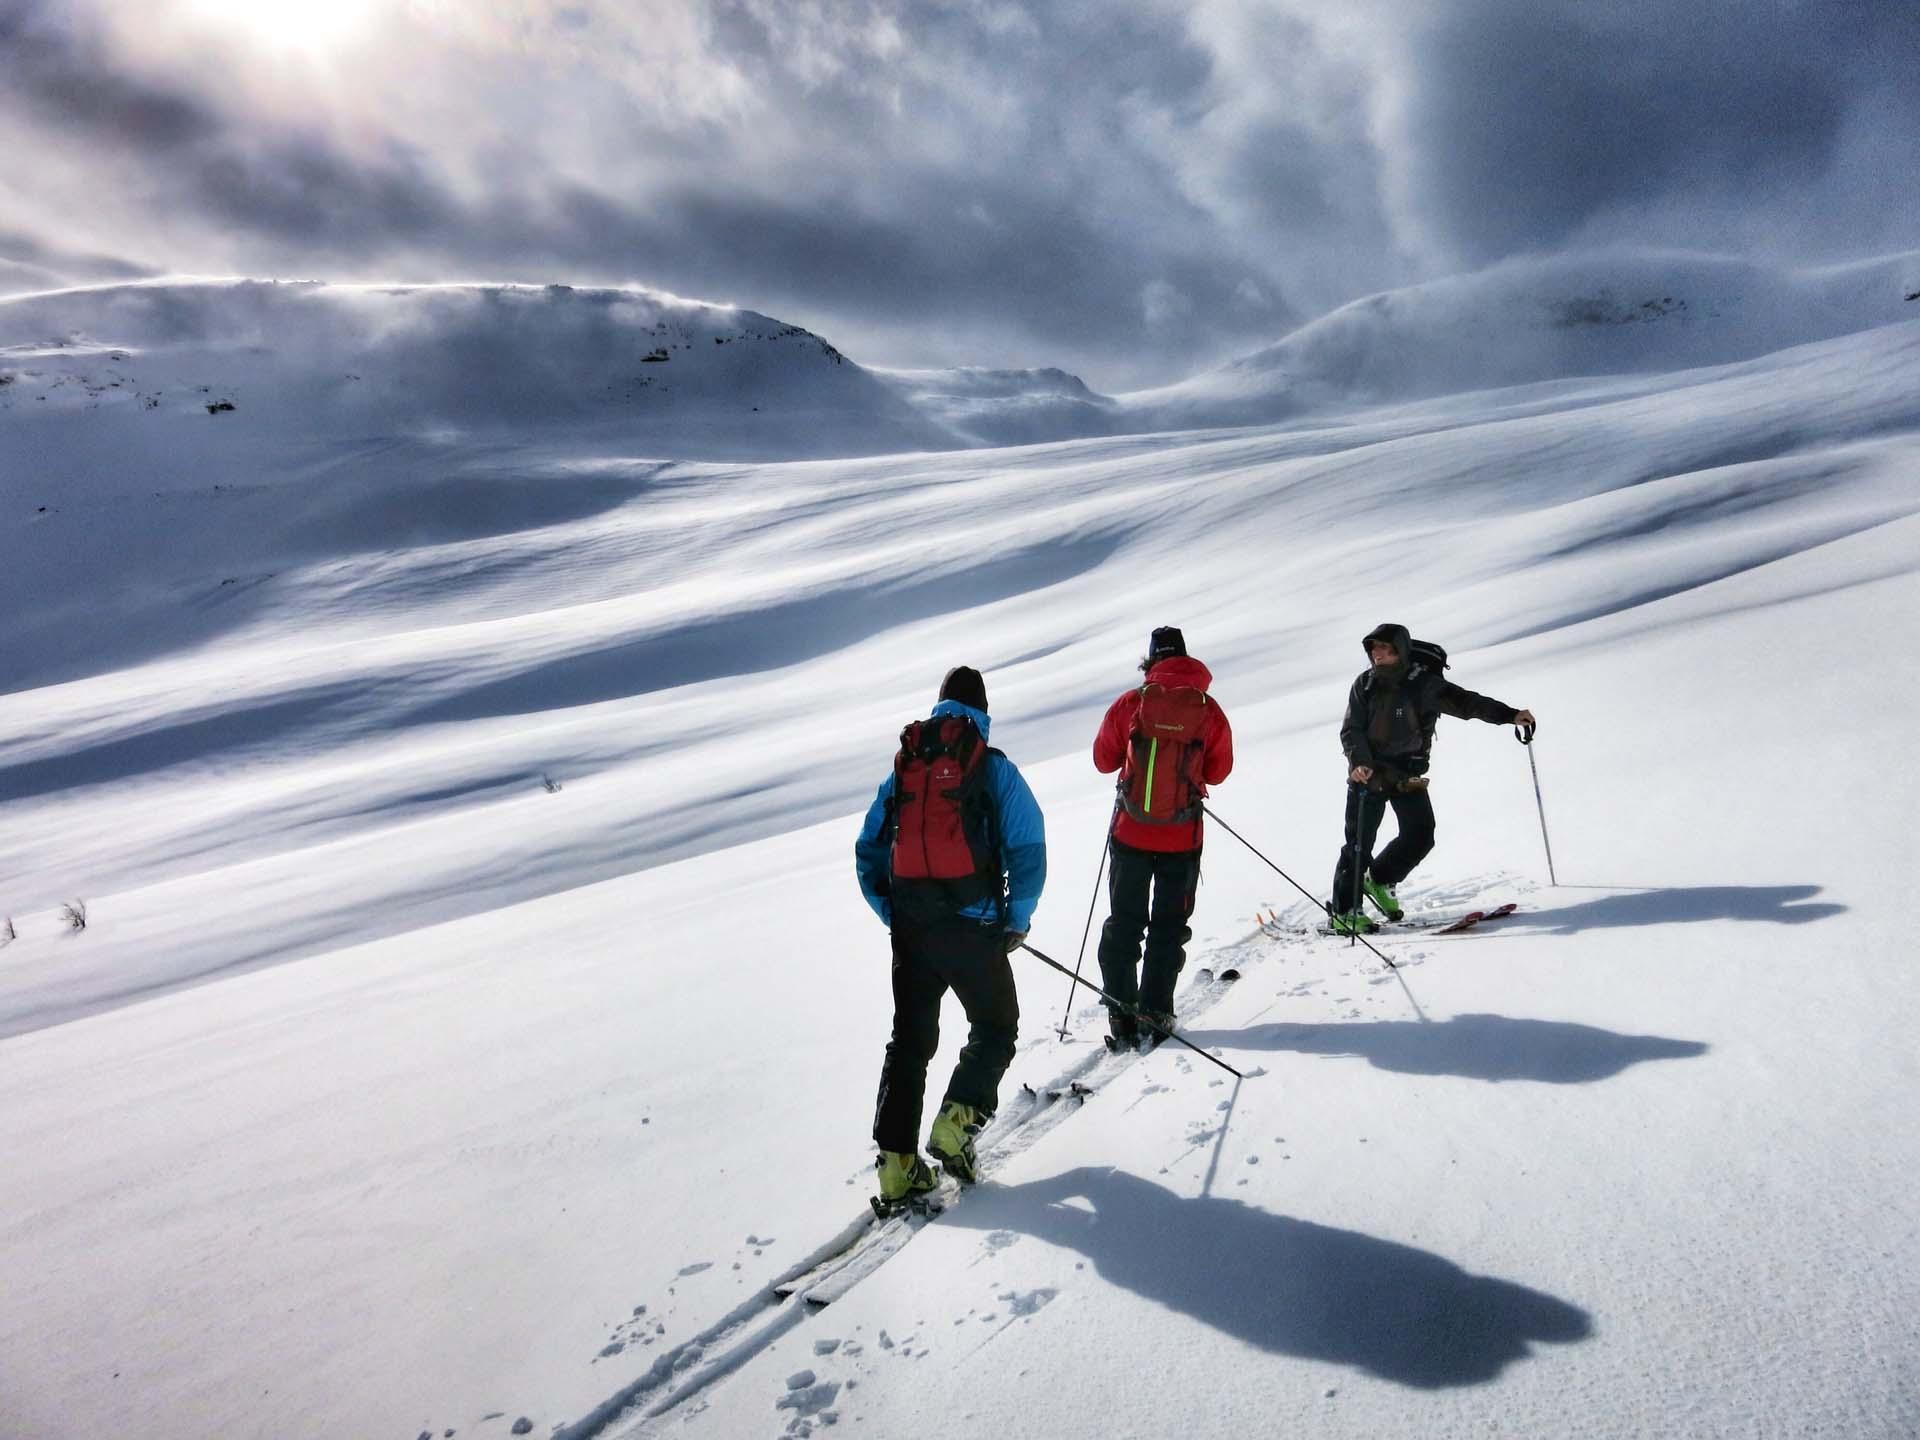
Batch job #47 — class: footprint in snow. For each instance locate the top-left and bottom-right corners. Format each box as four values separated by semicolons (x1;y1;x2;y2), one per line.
997;1287;1059;1316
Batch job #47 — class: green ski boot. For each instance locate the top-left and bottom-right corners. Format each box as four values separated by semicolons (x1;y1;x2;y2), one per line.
873;1150;938;1217
927;1101;983;1184
1329;909;1377;937
1361;875;1403;922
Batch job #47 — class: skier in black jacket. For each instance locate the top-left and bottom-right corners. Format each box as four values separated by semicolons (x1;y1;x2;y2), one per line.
1330;623;1535;934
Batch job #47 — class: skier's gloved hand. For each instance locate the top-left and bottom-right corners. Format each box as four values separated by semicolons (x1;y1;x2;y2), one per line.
1002;929;1028;955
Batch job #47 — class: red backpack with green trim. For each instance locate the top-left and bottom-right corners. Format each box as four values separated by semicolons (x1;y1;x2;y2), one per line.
1116;683;1209;825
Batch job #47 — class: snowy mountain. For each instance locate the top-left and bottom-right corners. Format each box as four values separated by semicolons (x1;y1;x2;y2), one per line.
1123;249;1920;428
2;255;1918;1440
0;278;957;478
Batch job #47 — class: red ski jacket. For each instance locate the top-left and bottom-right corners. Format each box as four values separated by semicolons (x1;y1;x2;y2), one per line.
1092;656;1234;852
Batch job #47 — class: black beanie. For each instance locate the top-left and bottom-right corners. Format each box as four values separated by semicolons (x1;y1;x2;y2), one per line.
1147;626;1187;662
939;665;988;713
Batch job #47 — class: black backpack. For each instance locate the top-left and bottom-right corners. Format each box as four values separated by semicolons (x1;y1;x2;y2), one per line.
1408;638;1449;675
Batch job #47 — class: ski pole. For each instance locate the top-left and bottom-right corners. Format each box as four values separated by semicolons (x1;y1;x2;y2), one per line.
1019;942;1244;1080
1348;783;1366;948
1200;803;1430;1025
1055;817;1115;1040
1514;722;1557;885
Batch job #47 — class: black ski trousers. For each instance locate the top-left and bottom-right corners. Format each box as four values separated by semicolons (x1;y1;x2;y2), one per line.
1096;838;1201;1020
872;920;1019;1155
1331;780;1437;911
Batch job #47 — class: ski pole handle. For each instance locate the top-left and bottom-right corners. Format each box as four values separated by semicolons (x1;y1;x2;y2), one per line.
1513;721;1536;745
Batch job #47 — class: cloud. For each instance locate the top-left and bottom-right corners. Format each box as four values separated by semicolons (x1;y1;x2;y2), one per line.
1;0;1912;387
1378;0;1920;266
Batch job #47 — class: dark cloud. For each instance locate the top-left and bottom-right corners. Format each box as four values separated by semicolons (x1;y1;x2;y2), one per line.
0;0;1912;386
0;0;216;147
0;226;154;286
1397;0;1920;262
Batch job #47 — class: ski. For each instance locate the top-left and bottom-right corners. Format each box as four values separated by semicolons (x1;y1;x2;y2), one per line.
1311;902;1518;937
775;1195;948;1305
776;952;1252;1308
1430;902;1519;934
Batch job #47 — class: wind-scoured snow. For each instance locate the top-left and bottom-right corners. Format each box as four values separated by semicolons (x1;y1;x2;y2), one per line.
1123;249;1920;428
1;255;1917;1440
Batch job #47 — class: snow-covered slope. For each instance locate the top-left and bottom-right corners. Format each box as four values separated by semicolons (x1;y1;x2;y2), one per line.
1124;249;1920;428
871;365;1121;447
2;262;1918;1440
0;278;958;480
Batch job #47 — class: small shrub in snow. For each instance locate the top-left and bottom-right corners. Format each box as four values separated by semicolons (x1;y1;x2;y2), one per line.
62;899;88;931
542;773;563;793
1;916;14;944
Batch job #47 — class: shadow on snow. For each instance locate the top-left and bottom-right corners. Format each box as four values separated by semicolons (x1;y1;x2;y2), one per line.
1182;1013;1708;1084
943;1166;1591;1388
1517;884;1843;933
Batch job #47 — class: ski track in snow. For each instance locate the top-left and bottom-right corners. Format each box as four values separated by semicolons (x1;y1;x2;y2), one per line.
575;872;1533;1439
569;930;1277;1439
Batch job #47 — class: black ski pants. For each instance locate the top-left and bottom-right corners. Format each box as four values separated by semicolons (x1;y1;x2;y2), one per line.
872;920;1019;1155
1331;779;1437;912
1096;838;1201;1019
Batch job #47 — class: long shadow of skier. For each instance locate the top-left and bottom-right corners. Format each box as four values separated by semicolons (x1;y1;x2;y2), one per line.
1514;885;1841;934
942;1167;1590;1387
1180;1013;1707;1084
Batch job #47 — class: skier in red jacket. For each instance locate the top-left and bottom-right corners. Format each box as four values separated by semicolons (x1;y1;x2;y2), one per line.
1091;627;1234;1050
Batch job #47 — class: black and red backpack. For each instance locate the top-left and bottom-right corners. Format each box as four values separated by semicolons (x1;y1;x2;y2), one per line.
1116;682;1210;825
886;714;1003;924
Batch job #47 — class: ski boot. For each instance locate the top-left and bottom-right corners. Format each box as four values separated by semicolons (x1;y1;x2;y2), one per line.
927;1101;983;1184
1103;1008;1139;1054
1137;1009;1176;1052
1361;875;1403;922
872;1150;939;1218
1329;909;1377;936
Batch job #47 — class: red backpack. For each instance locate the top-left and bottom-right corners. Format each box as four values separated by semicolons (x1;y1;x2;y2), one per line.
1117;683;1210;825
888;715;1001;922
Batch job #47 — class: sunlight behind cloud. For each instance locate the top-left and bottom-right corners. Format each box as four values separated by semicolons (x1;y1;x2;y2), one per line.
180;0;388;54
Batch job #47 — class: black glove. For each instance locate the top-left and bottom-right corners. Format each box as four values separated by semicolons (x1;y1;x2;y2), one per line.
1003;929;1028;955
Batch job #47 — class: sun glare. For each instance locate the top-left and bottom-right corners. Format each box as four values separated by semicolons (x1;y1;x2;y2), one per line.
181;0;387;54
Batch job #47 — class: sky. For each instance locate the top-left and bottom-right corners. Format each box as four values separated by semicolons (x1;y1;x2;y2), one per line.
3;0;1917;388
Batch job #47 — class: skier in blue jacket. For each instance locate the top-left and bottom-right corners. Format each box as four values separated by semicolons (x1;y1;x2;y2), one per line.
854;666;1046;1213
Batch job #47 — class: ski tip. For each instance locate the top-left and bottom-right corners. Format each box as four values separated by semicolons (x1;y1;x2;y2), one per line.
1219;967;1241;982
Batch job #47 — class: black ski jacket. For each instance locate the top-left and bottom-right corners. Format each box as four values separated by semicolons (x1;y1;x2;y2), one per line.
1340;623;1518;779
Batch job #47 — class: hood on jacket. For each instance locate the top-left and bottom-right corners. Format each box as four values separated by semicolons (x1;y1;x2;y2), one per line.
929;697;991;739
1362;622;1411;687
1144;655;1214;692
1362;622;1412;662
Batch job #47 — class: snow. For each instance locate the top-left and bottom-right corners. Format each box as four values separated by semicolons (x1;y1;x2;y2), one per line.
2;255;1918;1440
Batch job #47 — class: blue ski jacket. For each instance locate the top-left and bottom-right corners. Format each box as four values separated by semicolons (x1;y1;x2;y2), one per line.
854;699;1047;933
